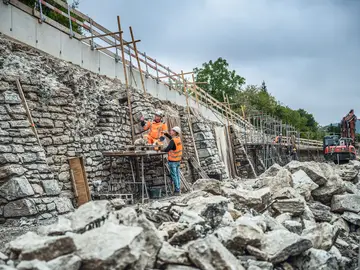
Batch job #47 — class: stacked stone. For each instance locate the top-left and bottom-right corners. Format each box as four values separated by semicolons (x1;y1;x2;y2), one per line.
0;78;73;223
193;122;228;180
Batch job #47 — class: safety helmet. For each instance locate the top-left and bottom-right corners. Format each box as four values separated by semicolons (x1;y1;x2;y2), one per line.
172;126;181;134
155;110;163;117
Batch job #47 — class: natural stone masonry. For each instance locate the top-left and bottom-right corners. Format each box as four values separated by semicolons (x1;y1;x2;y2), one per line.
0;34;234;222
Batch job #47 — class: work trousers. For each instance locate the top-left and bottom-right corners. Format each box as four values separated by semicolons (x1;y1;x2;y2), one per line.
168;161;181;192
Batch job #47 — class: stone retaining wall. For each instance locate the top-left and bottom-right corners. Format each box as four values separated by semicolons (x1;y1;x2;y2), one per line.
0;34;231;222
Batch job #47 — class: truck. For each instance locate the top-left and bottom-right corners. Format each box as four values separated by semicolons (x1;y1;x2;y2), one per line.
323;110;357;163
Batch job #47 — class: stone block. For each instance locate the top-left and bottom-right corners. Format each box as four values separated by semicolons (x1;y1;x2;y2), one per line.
0;164;27;179
0;176;35;201
3;91;21;104
3;198;38;217
42;180;61;196
54;198;74;214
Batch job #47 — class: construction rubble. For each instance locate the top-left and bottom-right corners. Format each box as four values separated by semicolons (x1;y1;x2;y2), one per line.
0;160;359;270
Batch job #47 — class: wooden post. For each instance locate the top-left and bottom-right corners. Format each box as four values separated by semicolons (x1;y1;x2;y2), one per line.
117;16;134;143
182;71;200;163
16;79;42;148
223;92;236;178
129;26;146;95
117;16;128;87
192;73;199;108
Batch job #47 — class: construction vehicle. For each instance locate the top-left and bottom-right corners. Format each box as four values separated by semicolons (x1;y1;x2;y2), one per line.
323;110;357;163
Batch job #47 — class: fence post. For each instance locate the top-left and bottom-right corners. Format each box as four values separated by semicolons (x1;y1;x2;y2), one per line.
37;0;45;22
67;3;74;38
144;52;149;78
155;59;159;84
89;18;95;50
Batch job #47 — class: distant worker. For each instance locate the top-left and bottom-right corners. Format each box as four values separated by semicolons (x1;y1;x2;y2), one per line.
274;133;282;144
140;110;168;145
163;126;183;195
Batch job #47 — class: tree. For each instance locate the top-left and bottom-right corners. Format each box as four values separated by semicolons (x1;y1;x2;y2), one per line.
193;58;245;102
19;0;83;34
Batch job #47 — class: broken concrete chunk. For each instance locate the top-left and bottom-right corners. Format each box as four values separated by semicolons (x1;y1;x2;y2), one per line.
16;260;51;270
301;223;339;251
271;198;305;216
192;178;222;195
335;163;359;182
341;211;360;226
257;168;293;194
188;235;245;270
285;161;326;186
186;195;228;228
307;202;334;222
158;222;188;239
247;229;312;264
157;242;190;266
291;170;318;201
46;254;81;270
169;224;204;246
221;187;270;212
73;223;145;270
291;248;339;270
68;200;110;233
37;216;72;236
331;194;360;213
312;174;345;204
8;232;76;261
165;265;200;270
0;176;34;201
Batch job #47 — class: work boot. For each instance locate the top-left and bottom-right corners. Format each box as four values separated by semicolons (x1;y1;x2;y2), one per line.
174;190;180;196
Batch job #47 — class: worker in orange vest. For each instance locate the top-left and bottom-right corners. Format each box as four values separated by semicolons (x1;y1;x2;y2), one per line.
140;110;168;145
163;126;183;195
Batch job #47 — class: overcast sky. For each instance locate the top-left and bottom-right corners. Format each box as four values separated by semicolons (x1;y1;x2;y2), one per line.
79;0;360;126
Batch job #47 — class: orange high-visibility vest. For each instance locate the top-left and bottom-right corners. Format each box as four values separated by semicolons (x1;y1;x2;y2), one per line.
168;136;183;162
143;121;168;140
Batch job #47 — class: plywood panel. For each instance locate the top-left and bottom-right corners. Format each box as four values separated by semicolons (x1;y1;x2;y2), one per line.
69;157;91;207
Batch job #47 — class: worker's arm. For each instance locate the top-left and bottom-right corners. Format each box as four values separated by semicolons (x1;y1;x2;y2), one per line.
163;139;176;153
141;120;151;131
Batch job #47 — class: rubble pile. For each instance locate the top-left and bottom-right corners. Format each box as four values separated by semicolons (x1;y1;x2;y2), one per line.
1;160;360;270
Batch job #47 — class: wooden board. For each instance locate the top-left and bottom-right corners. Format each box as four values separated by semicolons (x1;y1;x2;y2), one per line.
69;157;91;207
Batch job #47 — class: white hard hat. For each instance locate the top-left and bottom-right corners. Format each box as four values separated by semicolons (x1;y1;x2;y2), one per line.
155;110;163;117
172;126;181;134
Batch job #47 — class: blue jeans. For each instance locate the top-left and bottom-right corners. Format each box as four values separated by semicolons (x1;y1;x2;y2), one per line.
168;161;180;192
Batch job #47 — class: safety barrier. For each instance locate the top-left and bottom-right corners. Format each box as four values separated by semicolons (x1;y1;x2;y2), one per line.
2;0;323;150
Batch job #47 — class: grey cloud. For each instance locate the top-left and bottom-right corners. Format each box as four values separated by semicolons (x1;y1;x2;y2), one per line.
80;0;360;125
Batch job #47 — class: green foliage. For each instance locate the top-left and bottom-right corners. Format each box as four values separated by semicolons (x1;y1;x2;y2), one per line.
19;0;83;34
194;58;246;102
193;58;324;140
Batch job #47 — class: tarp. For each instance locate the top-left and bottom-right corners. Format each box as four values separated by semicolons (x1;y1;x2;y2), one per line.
214;126;231;178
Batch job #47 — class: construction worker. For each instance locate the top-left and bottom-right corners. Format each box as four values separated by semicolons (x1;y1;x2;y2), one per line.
163;126;183;195
274;133;282;144
140;110;168;145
